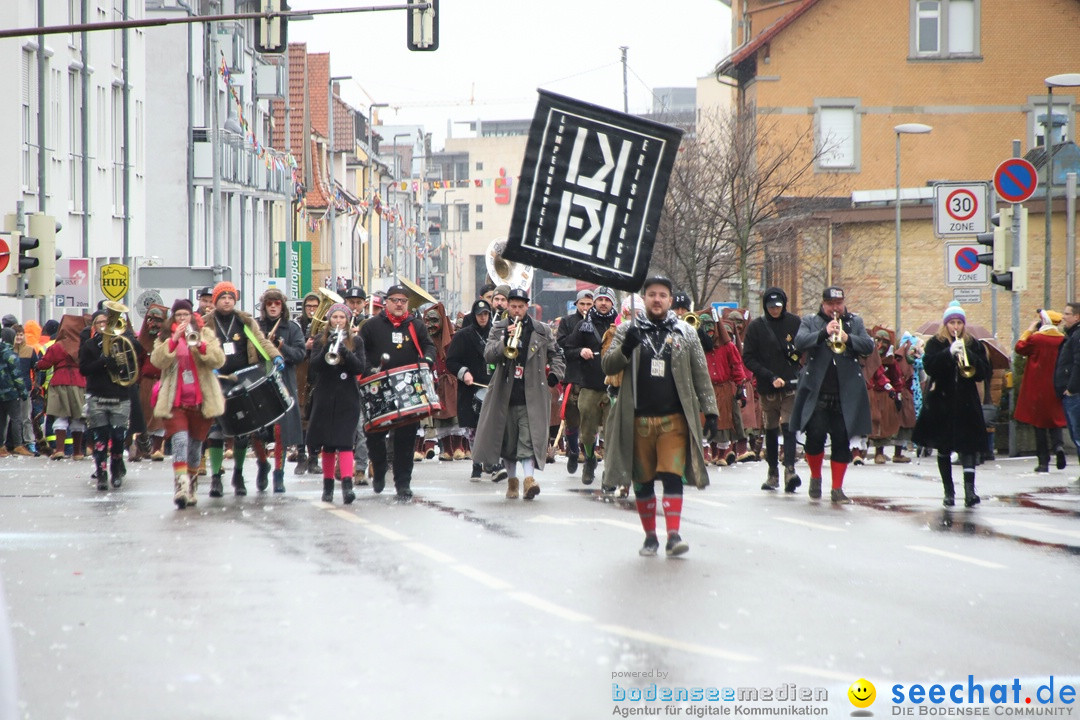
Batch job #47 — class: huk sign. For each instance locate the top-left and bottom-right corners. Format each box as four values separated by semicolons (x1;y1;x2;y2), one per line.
503;90;683;292
99;263;129;302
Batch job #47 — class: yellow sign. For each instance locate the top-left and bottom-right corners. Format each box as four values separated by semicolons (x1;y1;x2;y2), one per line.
100;263;129;302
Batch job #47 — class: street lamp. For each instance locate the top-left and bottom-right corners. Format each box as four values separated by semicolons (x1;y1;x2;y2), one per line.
894;122;932;335
1043;73;1080;306
328;74;351;292
366;102;389;292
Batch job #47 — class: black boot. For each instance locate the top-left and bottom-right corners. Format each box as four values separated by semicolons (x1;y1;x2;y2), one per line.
294;449;307;476
372;465;386;494
110;455;126;488
306;454;321;475
272;469;285;493
963;475;980;508
322;477;334;503
1034;428;1050;473
939;454;955;507
342;478;355;504
95;456;108;491
232;467;247;497
255;460;271;492
209;472;224;498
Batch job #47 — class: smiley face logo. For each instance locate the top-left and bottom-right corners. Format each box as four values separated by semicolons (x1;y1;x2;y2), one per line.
848;678;876;708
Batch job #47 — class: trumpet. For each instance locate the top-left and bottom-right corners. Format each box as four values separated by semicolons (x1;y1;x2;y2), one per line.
185;323;200;348
684;313;700;329
325;329;346;366
954;330;976;378
827;312;846;355
101;301;140;387
504;316;524;359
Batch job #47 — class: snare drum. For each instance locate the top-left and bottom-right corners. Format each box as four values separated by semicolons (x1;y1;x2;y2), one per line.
360;363;442;433
219;367;295;437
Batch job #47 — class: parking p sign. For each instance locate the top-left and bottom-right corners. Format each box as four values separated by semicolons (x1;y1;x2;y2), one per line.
934;182;989;237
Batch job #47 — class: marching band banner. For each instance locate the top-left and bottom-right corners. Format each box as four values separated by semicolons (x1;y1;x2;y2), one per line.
502;90;683;292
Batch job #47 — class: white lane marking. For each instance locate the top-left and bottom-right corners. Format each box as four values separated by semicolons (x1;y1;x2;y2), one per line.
597;624;758;663
450;563;515;590
907;545;1006;569
775;517;845;532
687;497;729;508
405;542;456;564
507;591;594;623
779;665;865;682
993;519;1080;540
363;524;409;542
326;508;366;524
528;514;641;532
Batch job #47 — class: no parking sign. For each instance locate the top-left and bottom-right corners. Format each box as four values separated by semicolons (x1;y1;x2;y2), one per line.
945;242;988;287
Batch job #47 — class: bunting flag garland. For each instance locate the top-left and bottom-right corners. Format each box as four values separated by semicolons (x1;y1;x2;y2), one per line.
218;54;298;177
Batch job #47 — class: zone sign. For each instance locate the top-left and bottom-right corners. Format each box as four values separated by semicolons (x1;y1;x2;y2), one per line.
933;182;989;238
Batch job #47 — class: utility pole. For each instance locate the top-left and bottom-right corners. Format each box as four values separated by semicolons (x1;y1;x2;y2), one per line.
620;46;628;113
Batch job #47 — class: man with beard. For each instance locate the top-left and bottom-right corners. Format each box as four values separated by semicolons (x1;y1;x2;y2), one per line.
741;287;803;493
447;299;493;480
562;286;618;484
358;284;436;501
134;304;169;462
790;286;874;504
202;282;283;497
473;288;565;500
490;284;510;321
602;277;717;557
253;287;305;493
555;288;594;474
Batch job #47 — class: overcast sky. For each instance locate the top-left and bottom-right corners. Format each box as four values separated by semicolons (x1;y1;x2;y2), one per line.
289;0;732;148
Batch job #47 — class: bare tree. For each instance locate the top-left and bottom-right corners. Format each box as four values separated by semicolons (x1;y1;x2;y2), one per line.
652;107;844;309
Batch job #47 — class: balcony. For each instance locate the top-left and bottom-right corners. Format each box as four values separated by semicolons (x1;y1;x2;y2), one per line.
192;127;293;198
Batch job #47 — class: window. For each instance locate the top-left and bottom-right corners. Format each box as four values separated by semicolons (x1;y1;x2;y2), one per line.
1030;98;1074;149
475;161;484;171
21;49;38;190
69;70;81;208
476;204;483;213
910;0;979;58
815;102;859;171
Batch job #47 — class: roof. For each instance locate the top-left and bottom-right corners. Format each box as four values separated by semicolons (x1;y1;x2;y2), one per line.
715;0;820;78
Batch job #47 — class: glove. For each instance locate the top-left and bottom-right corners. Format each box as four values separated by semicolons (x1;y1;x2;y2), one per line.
620;326;643;355
272;356;286;373
547;372;559;388
950;338;965;356
703;414;720;437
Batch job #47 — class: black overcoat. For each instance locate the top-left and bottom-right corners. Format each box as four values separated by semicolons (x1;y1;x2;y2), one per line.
445;323;491;430
912;334;989;455
306;336;366;449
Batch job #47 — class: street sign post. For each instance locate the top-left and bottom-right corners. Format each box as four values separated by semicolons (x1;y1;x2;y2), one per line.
994;158;1038;204
945;242;989;287
934;182;989;237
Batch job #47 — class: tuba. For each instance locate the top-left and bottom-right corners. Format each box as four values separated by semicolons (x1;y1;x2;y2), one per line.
828;312;846;355
954;330;976;378
101;301;140;387
308;287;343;338
486;238;533;292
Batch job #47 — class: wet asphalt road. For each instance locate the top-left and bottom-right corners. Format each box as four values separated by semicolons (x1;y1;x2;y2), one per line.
0;449;1078;719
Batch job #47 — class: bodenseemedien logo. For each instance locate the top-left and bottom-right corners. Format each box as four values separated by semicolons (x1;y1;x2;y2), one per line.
849;678;877;715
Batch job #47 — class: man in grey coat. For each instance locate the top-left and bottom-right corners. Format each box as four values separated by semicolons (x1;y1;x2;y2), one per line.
601;277;718;557
473;288;565;500
790;286;874;504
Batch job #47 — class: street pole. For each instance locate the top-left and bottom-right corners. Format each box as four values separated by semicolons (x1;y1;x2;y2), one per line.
328;75;351;292
1009;139;1022;459
893;123;932;335
1067;172;1077;302
1043;74;1080;306
366;102;388;292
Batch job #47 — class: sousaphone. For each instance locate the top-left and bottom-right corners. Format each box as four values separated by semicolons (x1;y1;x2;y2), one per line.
486;238;533;292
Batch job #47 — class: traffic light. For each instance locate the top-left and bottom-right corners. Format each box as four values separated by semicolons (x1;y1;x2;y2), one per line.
255;0;289;54
25;213;62;297
407;0;439;51
976;208;1014;290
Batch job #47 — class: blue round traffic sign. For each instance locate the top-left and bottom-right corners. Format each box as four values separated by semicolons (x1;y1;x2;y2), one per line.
955;247;979;273
994;158;1038;203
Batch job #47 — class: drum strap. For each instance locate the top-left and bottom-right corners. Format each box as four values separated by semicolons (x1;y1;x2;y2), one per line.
244;323;272;370
406;319;426;361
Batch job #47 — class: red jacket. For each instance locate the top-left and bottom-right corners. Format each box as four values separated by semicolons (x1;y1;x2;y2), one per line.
36;342;86;388
705;342;747;386
1015;331;1066;428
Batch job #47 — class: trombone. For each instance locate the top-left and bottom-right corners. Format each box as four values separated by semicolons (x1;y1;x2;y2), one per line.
827;312;846;355
954;330;976;378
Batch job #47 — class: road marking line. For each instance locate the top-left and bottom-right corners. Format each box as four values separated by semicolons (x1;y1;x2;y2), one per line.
325;508;366;524
775;517;845;532
687;497;729;508
779;665;865;682
405;542;455;564
507;591;593;623
451;564;514;590
363;524;409;542
597;624;757;662
994;519;1080;540
527;515;641;532
906;545;1006;569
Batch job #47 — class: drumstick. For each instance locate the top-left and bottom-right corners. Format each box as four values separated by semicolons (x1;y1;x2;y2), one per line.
470;382;488;388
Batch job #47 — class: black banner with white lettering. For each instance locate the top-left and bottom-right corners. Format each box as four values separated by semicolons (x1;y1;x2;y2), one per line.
503;90;683;293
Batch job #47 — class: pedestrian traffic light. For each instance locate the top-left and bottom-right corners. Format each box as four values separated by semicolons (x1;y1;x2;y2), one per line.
407;0;439;51
255;0;288;54
976;208;1013;289
1011;206;1029;292
25;213;62;297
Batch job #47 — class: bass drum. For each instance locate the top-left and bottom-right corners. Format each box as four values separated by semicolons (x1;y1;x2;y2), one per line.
360;363;442;433
219;366;295;437
470;385;488;417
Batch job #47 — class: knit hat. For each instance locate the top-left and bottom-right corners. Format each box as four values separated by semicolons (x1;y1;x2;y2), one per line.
594;286;615;303
212;281;238;305
327;303;352;322
493;284;511;299
575;288;594;303
1;315;16;329
171;298;193;314
0;328;14;345
42;319;60;336
942;300;966;324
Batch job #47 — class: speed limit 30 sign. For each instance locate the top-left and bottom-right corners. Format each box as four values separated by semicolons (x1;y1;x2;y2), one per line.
933;182;989;238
